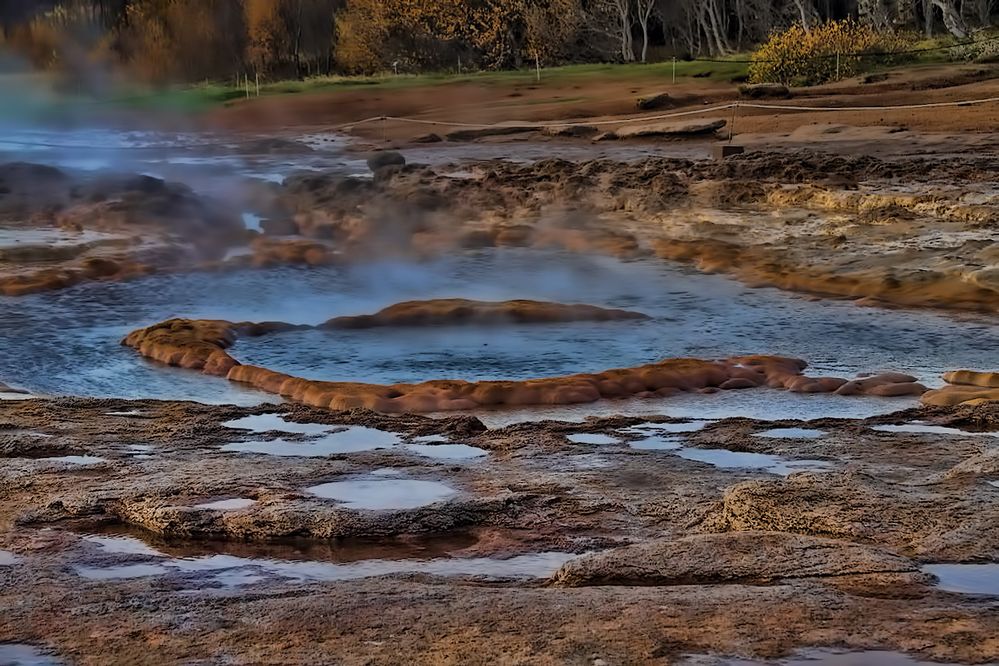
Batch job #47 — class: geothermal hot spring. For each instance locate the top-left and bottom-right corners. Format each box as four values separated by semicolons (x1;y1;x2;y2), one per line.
3;245;999;425
1;127;998;424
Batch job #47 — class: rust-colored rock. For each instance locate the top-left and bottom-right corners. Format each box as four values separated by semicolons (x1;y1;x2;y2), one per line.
122;317;924;414
321;299;650;329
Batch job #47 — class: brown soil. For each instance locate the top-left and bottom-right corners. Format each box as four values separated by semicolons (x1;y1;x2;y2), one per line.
206;63;999;149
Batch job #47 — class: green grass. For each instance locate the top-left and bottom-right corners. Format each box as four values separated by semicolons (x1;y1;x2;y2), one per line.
98;57;751;113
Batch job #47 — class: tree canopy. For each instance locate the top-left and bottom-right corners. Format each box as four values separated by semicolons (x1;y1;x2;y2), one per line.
0;0;994;83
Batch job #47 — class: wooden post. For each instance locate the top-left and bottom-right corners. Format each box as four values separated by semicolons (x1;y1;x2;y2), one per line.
672;57;676;84
536;53;541;83
255;71;260;97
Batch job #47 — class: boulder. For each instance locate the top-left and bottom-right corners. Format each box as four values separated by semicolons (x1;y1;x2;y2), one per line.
738;83;792;99
366;151;406;172
615;118;726;139
636;93;672;110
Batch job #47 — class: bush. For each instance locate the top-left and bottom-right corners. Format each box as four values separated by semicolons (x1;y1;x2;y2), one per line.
953;30;999;63
750;20;914;86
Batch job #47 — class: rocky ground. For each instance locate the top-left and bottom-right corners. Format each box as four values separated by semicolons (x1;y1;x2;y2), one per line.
2;398;999;664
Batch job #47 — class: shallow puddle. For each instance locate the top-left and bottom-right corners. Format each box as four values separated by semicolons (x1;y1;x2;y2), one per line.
222;413;337;436
630;436;685;451
872;423;999;438
624;421;710;434
73;531;575;586
306;477;457;509
221;426;401;457
193;498;257;511
567;433;621;445
75;551;578;585
0;644;62;666
0;550;20;565
106;410;145;417
675;448;832;476
923;563;999;596
404;443;487;460
45;456;106;466
754;428;827;439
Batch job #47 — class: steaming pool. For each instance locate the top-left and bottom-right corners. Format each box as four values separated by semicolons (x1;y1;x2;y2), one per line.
3;248;997;422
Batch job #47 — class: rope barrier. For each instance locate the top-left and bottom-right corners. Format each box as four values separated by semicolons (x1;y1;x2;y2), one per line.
333;94;999;132
2;95;997;151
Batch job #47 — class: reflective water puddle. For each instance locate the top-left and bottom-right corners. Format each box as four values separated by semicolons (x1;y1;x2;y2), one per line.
675;448;832;476
193;498;257;511
872;423;999;438
629;437;830;476
0;550;20;565
306;477;457;509
0;644;62;666
73;533;576;586
404;443;488;460
44;456;106;466
923;563;999;596
75;551;578;585
624;421;710;434
630;435;685;451
754;428;827;439
222;413;339;436
106;410;145;417
567;433;621;445
221;426;401;457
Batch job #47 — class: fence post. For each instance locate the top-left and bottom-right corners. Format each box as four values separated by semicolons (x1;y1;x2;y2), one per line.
536;54;541;83
672;57;677;84
836;52;840;81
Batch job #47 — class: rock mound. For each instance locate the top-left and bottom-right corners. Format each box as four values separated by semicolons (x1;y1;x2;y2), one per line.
321;299;650;329
552;531;917;587
614;118;726;139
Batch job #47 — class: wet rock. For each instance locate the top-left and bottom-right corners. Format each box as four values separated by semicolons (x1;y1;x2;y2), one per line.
922;370;999;406
944;370;999;389
366;151;406;172
105;493;522;541
552;531;919;587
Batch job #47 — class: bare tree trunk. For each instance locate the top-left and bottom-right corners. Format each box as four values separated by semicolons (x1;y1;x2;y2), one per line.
636;0;656;62
931;0;969;37
703;0;729;56
923;0;934;36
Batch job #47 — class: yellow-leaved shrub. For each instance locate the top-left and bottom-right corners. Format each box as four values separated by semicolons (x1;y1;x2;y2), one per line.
750;20;913;86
